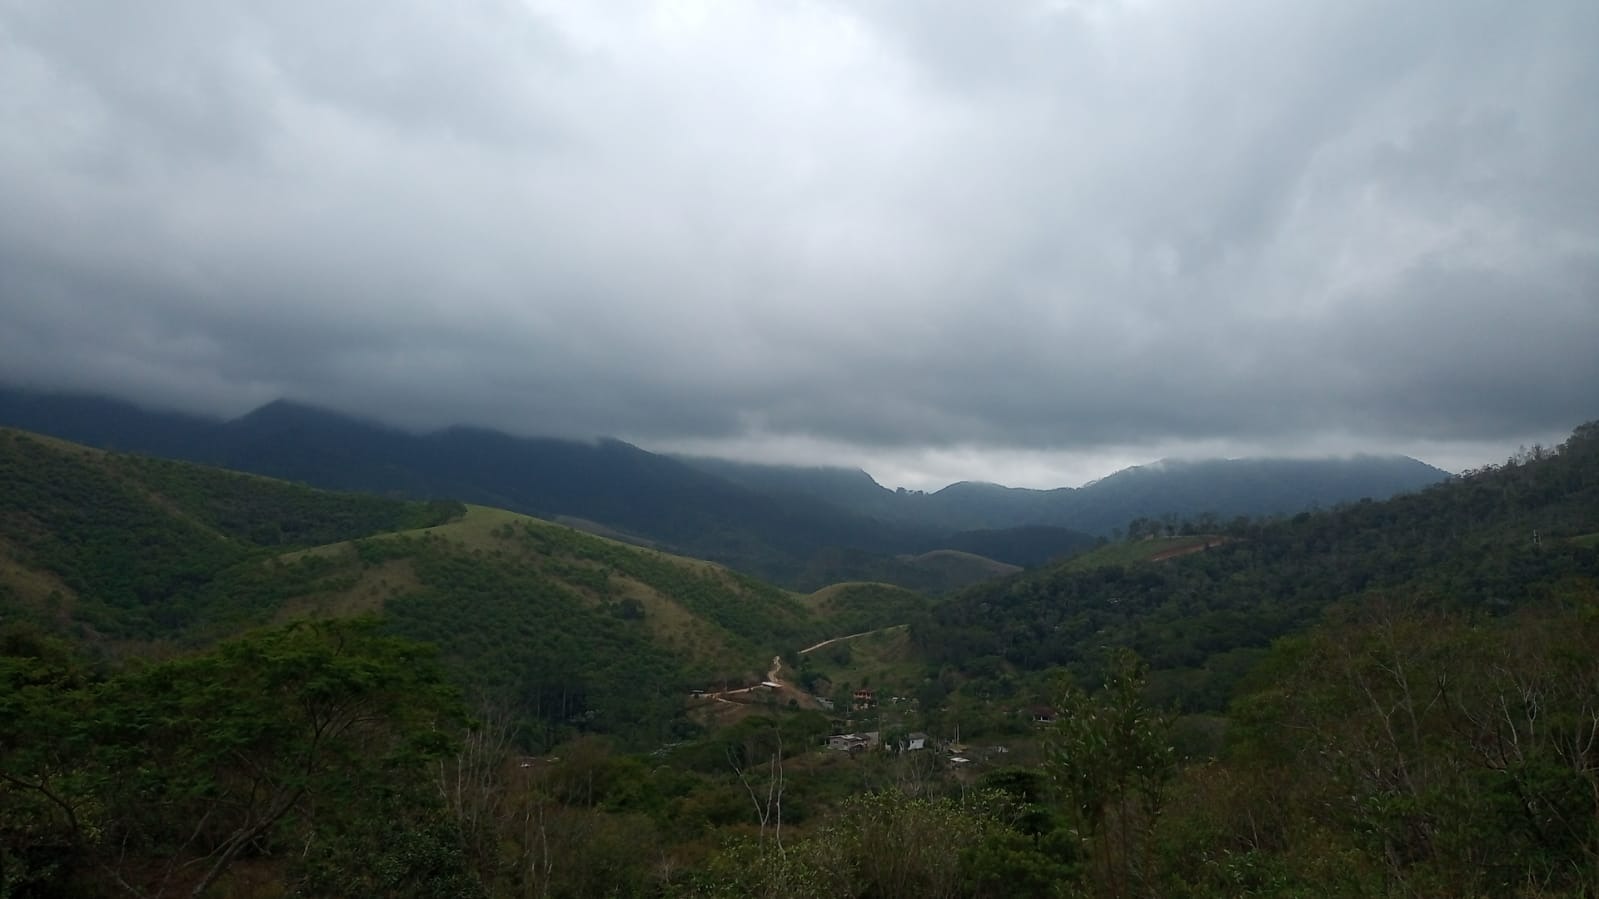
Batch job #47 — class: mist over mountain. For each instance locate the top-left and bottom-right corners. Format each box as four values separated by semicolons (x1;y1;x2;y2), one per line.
1;386;1448;588
0;388;946;585
680;452;1449;535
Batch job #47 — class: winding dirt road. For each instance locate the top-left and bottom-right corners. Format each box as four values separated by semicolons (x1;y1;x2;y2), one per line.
697;629;902;712
798;628;884;655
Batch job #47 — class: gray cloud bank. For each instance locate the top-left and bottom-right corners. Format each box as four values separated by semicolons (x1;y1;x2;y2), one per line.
1;0;1595;486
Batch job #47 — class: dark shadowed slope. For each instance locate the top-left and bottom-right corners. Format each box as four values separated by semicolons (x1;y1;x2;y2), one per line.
0;389;950;586
1;387;1447;589
680;452;1449;535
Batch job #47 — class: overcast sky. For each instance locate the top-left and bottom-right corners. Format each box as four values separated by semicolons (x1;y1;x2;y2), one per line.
1;1;1595;489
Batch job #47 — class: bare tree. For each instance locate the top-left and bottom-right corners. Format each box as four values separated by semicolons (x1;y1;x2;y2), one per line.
730;731;786;849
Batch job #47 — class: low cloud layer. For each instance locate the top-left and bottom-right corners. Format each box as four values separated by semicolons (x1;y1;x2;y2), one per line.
1;1;1595;487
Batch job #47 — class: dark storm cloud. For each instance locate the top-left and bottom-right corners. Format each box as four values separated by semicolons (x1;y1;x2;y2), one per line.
0;0;1595;484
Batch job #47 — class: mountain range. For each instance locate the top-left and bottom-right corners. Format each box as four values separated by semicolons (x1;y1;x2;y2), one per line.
0;386;1449;588
679;452;1449;535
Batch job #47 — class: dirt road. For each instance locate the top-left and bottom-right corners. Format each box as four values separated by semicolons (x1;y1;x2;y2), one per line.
798;628;885;654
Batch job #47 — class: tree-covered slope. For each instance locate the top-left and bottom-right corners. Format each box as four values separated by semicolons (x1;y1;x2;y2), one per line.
798;581;940;638
938;525;1101;567
3;388;1444;593
681;451;1449;535
0;428;461;637
0;389;953;587
916;422;1599;711
279;503;964;748
1;617;479;897
0;428;931;748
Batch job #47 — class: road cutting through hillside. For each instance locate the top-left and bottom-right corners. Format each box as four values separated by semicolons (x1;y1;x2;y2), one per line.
799;624;905;655
697;627;903;710
698;653;825;709
699;654;785;703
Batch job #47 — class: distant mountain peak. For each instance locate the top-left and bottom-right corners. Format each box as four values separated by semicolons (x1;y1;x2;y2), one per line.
230;398;382;428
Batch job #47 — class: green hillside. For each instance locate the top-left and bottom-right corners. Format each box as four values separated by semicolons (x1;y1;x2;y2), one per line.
788;544;1020;594
0;428;462;639
0;428;909;749
1054;533;1225;571
298;506;821;747
798;581;938;637
916;422;1599;711
0;390;958;590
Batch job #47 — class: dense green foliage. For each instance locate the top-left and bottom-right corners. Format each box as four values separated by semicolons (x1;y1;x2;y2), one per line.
676;790;1074;899
371;527;749;750
0;392;952;589
0;429;460;637
803;583;938;638
112;452;464;546
786;545;1021;594
368;518;879;750
917;424;1599;711
937;526;1102;568
0;618;473;897
507;520;813;649
1154;594;1599;897
0;429;902;752
4;420;1598;896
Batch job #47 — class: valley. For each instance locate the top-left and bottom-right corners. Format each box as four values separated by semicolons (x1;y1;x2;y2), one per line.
2;419;1596;897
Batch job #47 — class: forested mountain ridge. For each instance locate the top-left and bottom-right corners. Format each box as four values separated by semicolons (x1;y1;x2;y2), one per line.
0;427;932;744
916;421;1599;712
2;387;1447;592
682;452;1449;534
0;389;953;589
0;427;462;639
